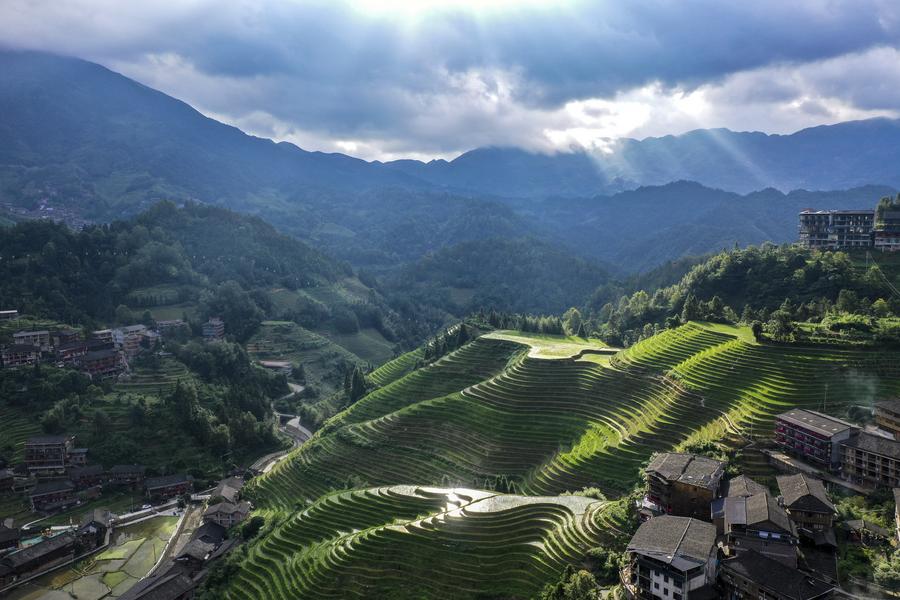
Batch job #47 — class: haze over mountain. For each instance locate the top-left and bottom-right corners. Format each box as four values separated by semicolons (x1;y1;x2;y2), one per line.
3;49;900;211
391;119;900;196
1;48;898;292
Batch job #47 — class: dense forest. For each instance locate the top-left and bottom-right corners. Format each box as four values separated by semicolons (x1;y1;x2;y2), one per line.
583;244;900;346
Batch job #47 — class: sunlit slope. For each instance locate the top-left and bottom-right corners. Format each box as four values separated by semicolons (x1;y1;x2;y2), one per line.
226;486;611;600
250;324;900;508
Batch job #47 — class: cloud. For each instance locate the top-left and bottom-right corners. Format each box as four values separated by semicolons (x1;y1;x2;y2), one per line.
1;0;900;159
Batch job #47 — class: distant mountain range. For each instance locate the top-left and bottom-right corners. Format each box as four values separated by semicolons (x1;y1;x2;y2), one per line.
0;47;898;317
3;49;900;209
388;117;900;196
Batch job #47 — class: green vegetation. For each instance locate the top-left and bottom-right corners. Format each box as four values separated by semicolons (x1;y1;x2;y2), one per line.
4;516;178;600
214;318;900;598
587;244;900;346
223;486;610;600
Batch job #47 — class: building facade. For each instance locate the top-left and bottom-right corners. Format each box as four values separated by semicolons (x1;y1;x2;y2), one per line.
24;436;75;475
12;330;50;352
798;209;874;249
773;409;857;469
624;516;717;600
841;431;900;488
645;453;725;520
776;473;836;531
875;400;900;439
78;348;124;379
1;345;40;368
202;318;225;341
146;474;193;501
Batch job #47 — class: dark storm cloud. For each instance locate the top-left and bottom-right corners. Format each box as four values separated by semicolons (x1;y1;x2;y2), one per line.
2;0;900;158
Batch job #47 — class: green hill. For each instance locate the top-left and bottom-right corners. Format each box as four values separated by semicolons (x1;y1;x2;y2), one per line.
216;322;900;598
224;486;614;600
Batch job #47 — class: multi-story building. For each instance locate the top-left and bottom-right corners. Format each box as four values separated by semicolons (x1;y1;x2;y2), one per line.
723;492;798;567
875;200;900;252
718;550;834;600
841;431;900;488
203;500;252;528
51;328;80;348
146;474;194;501
0;310;19;321
29;480;77;512
645;453;725;520
108;464;146;488
776;473;836;532
202;318;225;341
68;465;105;490
623;515;717;600
1;344;40;368
90;329;114;345
773;409;857;469
12;330;50;352
114;325;147;359
78;348;124;379
798;209;874;249
875;400;900;439
54;341;88;365
156;319;188;337
24;435;75;475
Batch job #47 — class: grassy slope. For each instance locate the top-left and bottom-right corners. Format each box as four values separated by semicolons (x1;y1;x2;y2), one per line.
226;486;614;600
222;323;900;599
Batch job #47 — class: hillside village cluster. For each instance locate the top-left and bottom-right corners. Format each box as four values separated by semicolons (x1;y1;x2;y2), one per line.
0;432;253;596
623;405;900;600
0;310;226;375
0;311;261;597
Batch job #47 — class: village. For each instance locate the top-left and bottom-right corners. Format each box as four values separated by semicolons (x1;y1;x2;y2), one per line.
0;310;308;599
622;405;900;600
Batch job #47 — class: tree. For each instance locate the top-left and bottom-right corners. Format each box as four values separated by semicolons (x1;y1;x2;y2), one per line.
750;321;764;342
241;516;265;540
681;294;700;323
873;298;892;318
875;551;900;589
539;566;601;600
563;308;583;336
836;289;859;314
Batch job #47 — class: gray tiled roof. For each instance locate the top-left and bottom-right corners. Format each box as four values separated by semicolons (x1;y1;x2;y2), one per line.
843;431;900;460
627;515;716;572
724;475;768;498
646;453;725;491
722;550;834;600
776;409;857;437
776;473;835;514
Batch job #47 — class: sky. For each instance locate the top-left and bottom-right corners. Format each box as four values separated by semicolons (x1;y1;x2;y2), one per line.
2;0;900;161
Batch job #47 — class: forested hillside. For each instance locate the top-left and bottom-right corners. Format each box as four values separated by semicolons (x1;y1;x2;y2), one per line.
585;244;900;346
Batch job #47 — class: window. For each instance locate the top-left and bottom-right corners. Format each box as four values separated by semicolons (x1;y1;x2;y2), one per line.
654;582;660;589
663;575;669;583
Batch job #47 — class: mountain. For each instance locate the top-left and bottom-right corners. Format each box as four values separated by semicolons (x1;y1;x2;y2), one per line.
390;119;900;196
2;49;899;296
522;181;896;272
215;323;900;598
0;49;423;219
387;237;610;317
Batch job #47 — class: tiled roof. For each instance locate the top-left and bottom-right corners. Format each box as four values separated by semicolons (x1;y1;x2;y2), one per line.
776;473;835;514
646;453;725;491
628;516;716;572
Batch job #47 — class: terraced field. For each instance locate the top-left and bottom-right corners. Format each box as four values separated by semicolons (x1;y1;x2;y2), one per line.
0;402;42;462
226;323;900;599
367;348;424;387
114;358;192;396
226;486;609;600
